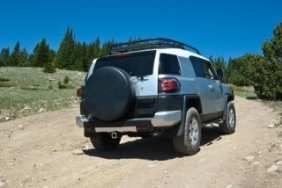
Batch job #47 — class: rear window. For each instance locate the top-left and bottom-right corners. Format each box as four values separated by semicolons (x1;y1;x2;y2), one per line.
159;54;181;75
95;51;156;76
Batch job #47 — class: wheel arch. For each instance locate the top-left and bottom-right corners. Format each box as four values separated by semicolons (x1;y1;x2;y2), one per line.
175;95;202;137
186;95;202;114
226;93;235;102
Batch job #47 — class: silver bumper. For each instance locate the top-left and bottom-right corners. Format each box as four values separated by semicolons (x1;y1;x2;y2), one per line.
76;115;89;128
75;110;181;132
151;110;181;127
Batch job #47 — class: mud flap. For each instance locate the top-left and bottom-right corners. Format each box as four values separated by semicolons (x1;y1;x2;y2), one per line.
176;96;188;137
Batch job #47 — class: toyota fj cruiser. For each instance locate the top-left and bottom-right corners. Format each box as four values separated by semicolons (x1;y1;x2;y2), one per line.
76;38;236;155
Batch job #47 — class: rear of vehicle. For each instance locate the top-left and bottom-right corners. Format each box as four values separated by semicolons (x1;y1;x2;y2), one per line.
77;49;186;135
76;40;200;150
76;38;236;155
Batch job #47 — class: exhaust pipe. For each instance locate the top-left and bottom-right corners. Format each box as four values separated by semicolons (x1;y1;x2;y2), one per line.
111;132;118;139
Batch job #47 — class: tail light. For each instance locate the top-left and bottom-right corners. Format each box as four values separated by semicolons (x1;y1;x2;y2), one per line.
76;87;83;97
158;78;180;93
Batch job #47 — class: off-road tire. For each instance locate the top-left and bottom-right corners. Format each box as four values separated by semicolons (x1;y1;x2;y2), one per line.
173;107;202;155
90;133;121;151
219;102;236;134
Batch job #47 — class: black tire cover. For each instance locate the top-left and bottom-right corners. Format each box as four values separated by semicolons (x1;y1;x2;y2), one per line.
85;66;135;121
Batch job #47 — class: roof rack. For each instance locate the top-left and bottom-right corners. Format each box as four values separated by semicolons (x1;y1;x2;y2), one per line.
110;38;201;55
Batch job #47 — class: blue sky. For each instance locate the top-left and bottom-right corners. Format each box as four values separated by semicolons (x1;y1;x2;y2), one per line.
0;0;281;59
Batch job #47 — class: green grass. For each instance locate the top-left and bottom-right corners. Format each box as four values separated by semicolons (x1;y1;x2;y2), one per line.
231;85;257;99
0;67;86;122
232;85;282;113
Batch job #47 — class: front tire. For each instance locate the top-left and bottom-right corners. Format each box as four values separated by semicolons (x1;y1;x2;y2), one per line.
173;108;202;155
219;101;236;134
90;133;121;151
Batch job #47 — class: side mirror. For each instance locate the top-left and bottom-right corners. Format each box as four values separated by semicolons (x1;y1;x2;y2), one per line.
216;69;223;81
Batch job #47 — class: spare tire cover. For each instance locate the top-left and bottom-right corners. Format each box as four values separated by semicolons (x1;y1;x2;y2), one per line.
85;66;135;121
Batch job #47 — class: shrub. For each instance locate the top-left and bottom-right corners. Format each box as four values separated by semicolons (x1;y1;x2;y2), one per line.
58;80;67;89
58;76;72;89
64;75;70;85
43;61;56;73
0;82;14;87
0;77;10;82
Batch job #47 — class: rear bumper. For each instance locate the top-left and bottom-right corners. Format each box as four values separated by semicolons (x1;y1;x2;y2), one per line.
75;110;181;133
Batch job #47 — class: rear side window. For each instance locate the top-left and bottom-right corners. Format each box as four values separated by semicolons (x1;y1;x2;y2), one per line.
159;54;181;75
190;56;204;78
178;56;196;77
95;51;156;76
190;56;216;79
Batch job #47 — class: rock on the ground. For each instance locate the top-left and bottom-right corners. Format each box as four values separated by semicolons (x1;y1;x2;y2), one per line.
251;161;260;166
267;123;276;128
18;124;24;130
0;180;6;188
20;106;32;112
72;149;83;155
38;108;46;113
244;156;255;162
267;164;279;174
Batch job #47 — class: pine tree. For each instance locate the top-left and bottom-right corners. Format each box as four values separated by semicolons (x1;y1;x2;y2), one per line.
84;37;101;70
54;27;76;70
8;42;21;66
253;22;282;100
0;48;10;66
20;48;29;66
72;42;84;71
43;48;56;73
30;39;51;67
100;40;114;57
87;38;100;59
209;56;226;70
81;42;89;71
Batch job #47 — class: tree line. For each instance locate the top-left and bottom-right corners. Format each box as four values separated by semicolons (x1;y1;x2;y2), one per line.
0;27;112;73
0;23;281;100
209;22;282;100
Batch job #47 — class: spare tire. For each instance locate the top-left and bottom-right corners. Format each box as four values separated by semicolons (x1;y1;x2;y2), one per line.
85;66;135;121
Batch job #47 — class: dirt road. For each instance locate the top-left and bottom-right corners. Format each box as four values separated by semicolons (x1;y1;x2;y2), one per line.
0;97;281;188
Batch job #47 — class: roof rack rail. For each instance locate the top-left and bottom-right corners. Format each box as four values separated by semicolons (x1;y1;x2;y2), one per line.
110;38;201;55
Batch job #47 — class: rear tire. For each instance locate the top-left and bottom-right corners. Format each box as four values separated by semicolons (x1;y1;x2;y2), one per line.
219;102;236;134
90;133;121;151
173;108;202;155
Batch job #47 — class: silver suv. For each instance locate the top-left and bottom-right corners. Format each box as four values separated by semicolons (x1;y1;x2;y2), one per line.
76;38;236;155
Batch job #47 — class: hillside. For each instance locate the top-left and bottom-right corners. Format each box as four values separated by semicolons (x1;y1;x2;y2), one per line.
0;67;86;122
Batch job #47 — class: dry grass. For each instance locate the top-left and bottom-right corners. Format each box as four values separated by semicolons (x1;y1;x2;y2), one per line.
0;67;86;122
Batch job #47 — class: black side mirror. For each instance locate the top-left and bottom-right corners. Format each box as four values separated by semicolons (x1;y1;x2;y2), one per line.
216;69;223;81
